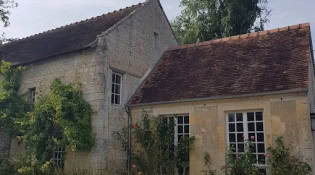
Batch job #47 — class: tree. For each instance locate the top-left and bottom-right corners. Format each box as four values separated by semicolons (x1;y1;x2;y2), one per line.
172;0;271;44
0;0;17;27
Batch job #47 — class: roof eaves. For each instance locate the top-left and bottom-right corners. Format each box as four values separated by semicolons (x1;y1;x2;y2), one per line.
128;88;308;108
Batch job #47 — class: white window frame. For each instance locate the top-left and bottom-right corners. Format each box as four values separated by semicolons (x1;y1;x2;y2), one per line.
111;72;122;105
54;147;65;167
226;111;267;174
174;115;190;145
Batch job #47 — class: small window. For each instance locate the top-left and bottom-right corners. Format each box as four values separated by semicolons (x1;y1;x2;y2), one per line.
111;72;122;105
29;88;36;103
154;31;160;50
54;147;65;167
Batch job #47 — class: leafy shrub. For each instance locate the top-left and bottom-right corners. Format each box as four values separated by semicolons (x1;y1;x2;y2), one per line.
267;137;311;175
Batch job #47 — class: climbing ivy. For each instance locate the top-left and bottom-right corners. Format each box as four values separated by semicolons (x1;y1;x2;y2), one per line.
0;61;95;174
0;61;28;137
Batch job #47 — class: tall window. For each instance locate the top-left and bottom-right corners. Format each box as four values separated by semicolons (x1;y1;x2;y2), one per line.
29;88;36;104
175;115;189;145
111;72;122;105
54;147;65;167
227;111;266;174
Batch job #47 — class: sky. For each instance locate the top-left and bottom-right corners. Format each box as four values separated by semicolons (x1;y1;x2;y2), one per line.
1;0;315;46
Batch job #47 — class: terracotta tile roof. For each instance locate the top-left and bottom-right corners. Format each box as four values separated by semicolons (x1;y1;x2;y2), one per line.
129;23;312;105
0;3;143;65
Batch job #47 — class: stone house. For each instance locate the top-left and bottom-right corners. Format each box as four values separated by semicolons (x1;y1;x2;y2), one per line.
0;0;177;174
129;23;315;174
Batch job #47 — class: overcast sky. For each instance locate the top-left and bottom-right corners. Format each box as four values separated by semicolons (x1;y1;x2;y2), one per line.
1;0;315;46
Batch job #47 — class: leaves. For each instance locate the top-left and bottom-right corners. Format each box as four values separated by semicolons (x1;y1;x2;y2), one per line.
172;0;271;44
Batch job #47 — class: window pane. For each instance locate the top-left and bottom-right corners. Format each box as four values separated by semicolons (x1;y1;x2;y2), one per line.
178;126;183;133
258;155;266;164
229;124;235;132
257;133;264;142
238;144;244;152
111;94;114;103
184;116;189;124
230;144;236;152
258;144;265;153
184;125;189;133
250;144;256;152
229;134;236;142
236;113;243;121
178;135;183;142
237;123;243;132
228;113;235;122
256;122;264;131
237;134;244;142
116;75;121;84
115;85;120;94
248;133;256;141
177;116;183;124
256;112;263;121
247;112;255;121
115;95;120;104
248;123;255;131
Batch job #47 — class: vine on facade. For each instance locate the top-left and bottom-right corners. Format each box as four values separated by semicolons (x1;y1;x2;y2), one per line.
0;61;95;174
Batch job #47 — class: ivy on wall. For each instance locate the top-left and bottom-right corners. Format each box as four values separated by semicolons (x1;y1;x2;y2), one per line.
0;61;95;174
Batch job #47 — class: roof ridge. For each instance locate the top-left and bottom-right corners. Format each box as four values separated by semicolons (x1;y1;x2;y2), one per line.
169;22;311;51
3;2;144;46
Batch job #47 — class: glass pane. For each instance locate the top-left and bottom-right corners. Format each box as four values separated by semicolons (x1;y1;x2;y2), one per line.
112;74;115;83
229;134;236;142
230;144;236;152
116;75;121;84
229;124;235;132
111;94;114;103
248;133;256;141
250;144;256;152
257;133;264;142
247;112;254;121
258;144;265;153
178;126;183;133
258;155;266;164
237;133;244;142
115;95;120;104
115;85;120;94
237;123;243;132
236;113;243;121
184;116;189;124
256;122;264;131
178;116;183;124
228;113;235;122
178;135;183;142
248;123;255;131
238;144;244;152
184;125;189;133
256;112;263;121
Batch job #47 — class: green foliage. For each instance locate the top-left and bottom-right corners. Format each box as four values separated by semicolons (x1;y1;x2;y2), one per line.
267;137;311;175
201;152;216;175
172;0;271;44
0;60;28;137
0;61;95;174
20;79;95;173
125;112;195;175
226;140;260;175
0;0;17;27
0;157;16;175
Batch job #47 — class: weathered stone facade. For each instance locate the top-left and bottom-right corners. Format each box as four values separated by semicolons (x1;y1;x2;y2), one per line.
2;0;177;174
131;92;315;174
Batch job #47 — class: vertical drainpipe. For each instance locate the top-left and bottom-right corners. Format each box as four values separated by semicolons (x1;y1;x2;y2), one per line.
125;106;132;175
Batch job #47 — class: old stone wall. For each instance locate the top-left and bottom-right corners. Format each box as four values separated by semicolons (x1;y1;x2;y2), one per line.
95;0;178;173
131;92;314;175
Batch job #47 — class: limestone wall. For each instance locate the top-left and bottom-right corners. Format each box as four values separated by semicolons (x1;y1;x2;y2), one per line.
131;92;314;175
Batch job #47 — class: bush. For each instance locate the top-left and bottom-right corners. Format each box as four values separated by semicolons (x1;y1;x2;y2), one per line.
267;137;311;175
